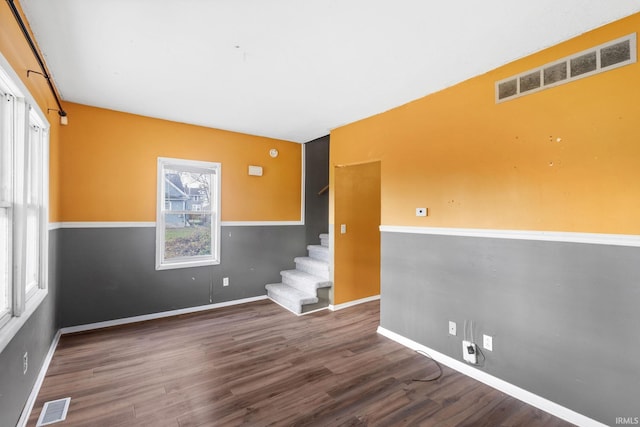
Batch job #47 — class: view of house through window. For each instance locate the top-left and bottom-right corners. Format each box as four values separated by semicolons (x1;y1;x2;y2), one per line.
156;158;221;270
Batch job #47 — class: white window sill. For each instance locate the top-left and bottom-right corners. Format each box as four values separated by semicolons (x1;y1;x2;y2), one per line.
156;258;220;271
0;288;48;353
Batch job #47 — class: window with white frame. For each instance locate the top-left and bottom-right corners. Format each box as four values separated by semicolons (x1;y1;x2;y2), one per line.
0;60;49;340
156;157;221;270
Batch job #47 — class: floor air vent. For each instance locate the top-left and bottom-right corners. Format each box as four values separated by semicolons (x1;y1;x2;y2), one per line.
36;397;71;426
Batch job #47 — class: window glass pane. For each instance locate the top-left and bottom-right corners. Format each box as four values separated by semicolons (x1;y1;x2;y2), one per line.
0;208;9;317
0;94;12;203
164;169;211;212
25;208;39;295
28;125;41;205
163;214;212;259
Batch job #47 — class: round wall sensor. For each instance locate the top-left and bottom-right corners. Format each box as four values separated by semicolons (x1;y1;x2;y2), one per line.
269;148;279;158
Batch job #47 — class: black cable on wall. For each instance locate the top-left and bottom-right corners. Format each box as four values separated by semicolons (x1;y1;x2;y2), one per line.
5;0;67;118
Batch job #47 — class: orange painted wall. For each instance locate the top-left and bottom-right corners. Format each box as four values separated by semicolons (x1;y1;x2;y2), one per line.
59;102;301;222
331;13;640;235
1;1;61;221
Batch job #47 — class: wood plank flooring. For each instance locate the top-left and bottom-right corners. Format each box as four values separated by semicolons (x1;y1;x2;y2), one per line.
28;300;574;426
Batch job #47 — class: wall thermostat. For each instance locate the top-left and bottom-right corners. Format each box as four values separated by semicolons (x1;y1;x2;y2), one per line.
248;165;263;176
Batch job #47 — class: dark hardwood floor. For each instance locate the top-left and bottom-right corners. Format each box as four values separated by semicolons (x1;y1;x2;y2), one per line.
28;300;574;426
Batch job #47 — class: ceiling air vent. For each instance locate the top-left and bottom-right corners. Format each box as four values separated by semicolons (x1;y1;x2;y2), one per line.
496;33;636;102
36;397;71;426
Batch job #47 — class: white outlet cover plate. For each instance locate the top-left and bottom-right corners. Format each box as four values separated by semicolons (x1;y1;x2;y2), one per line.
448;321;456;336
483;334;493;351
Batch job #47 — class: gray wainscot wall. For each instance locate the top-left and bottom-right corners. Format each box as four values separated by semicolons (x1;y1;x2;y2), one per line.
0;229;60;427
59;225;306;327
380;230;640;426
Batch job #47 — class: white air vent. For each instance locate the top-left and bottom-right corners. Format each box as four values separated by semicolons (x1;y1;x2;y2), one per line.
496;33;636;102
36;397;71;426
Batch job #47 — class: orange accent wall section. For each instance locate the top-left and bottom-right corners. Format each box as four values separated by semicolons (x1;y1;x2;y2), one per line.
59;102;301;222
1;0;62;221
330;13;640;235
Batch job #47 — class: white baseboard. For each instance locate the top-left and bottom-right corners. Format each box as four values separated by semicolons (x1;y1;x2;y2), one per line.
376;326;606;427
17;330;61;427
60;295;268;335
329;294;380;311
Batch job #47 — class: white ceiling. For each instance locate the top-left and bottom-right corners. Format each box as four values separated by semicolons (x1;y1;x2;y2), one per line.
20;1;640;143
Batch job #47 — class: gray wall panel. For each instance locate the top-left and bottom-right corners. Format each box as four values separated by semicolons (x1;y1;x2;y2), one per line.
381;231;640;425
0;229;60;427
60;225;306;327
304;135;329;246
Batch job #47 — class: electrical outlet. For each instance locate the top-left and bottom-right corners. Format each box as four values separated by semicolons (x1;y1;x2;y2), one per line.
448;321;456;336
223;277;229;287
416;208;427;217
483;334;493;351
23;352;28;375
462;341;477;364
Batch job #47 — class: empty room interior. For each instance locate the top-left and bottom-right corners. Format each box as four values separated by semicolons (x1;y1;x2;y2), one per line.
1;1;640;426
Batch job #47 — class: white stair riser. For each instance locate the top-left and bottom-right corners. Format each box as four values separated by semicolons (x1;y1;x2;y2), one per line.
280;270;331;292
308;246;329;262
282;275;319;294
295;261;329;280
267;290;302;314
266;283;318;315
320;237;329;247
266;284;317;305
281;272;331;289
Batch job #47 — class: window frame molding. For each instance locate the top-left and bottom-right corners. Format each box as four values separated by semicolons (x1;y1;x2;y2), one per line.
155;157;221;270
0;51;50;353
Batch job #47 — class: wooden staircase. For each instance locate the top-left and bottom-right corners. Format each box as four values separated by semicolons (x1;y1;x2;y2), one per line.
266;234;331;314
